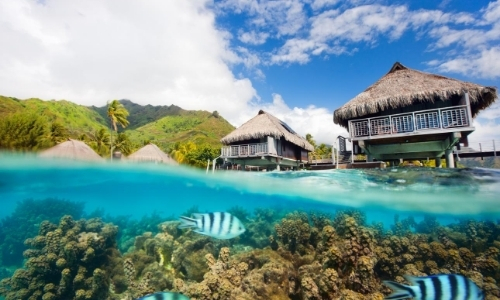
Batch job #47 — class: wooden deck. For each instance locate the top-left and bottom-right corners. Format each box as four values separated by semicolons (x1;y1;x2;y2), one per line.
310;161;386;170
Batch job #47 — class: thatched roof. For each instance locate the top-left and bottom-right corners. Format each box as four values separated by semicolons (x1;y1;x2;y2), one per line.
127;143;178;165
334;62;497;128
221;110;314;151
39;139;103;161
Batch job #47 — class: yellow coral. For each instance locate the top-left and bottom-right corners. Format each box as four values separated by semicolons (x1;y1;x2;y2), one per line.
157;247;165;267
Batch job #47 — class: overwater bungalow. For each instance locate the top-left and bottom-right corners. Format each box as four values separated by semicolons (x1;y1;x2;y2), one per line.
333;62;497;167
220;110;314;171
127;143;178;165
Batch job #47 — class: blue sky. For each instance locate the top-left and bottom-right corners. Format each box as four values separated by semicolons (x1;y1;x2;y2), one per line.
0;0;499;144
215;0;499;107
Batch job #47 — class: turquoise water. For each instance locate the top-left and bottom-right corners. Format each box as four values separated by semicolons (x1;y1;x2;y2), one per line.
1;153;500;299
1;154;499;221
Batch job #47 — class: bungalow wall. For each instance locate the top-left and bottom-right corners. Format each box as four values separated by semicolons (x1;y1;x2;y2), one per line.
280;139;307;161
300;149;308;161
225;136;308;161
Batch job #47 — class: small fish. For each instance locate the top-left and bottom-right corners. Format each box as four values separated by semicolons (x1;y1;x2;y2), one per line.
178;212;246;239
136;291;190;300
384;274;484;300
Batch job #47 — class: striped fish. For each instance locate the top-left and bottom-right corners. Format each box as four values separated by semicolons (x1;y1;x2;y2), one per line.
384;274;484;300
178;212;246;239
136;292;190;300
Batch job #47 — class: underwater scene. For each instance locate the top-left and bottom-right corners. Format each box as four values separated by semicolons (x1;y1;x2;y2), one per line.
0;154;500;300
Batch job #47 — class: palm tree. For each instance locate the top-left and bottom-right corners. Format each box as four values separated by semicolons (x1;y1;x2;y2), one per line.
113;132;133;156
107;100;130;159
89;128;110;157
170;141;197;164
45;122;68;146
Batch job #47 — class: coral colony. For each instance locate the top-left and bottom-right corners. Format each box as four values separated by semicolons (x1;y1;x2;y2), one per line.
0;210;499;299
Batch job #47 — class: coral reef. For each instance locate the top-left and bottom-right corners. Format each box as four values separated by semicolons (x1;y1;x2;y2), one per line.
174;247;295;300
1;209;500;300
0;198;85;267
0;215;119;300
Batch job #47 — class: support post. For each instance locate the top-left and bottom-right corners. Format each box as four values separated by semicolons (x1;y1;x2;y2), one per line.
463;92;473;126
332;141;336;166
435;157;442;168
212;156;221;173
336;138;339;169
350;139;354;163
445;149;455;168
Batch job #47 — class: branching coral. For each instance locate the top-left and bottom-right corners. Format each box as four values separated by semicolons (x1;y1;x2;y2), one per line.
174;247;295;300
274;212;312;255
0;216;118;300
0;199;84;267
3;209;498;300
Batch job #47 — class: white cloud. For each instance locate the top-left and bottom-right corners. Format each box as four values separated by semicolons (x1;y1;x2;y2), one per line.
0;0;261;125
482;0;500;24
238;30;269;45
476;102;500;121
271;38;322;64
272;4;411;64
425;59;441;66
468;103;500;145
437;47;500;78
217;0;308;37
310;0;339;11
310;5;410;42
469;121;500;144
271;4;478;65
252;94;348;144
428;26;497;50
0;0;343;146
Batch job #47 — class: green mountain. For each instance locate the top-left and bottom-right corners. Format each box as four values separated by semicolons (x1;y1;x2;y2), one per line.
125;110;234;148
0;96;235;149
90;100;234;148
0;96;106;136
90;99;184;130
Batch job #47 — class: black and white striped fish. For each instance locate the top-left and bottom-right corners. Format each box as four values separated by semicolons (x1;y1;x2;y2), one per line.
384;274;484;300
136;291;190;300
178;212;246;239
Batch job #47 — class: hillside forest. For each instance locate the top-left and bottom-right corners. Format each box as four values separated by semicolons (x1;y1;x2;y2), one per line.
0;96;234;168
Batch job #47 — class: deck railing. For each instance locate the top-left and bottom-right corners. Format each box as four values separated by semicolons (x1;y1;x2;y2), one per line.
349;105;470;139
221;142;269;157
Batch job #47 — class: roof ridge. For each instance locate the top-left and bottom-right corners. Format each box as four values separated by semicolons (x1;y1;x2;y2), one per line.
387;62;407;74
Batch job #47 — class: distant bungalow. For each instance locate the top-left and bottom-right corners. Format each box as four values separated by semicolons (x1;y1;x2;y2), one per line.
39;139;103;161
220;110;313;171
333;62;497;168
127;143;178;165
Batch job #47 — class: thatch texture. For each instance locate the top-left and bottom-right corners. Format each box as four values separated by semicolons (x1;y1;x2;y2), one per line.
334;62;497;128
220;110;314;151
39;139;103;161
127;143;178;165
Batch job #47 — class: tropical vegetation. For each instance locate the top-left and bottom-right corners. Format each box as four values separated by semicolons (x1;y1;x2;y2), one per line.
0;112;69;151
0;96;234;168
306;133;333;161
